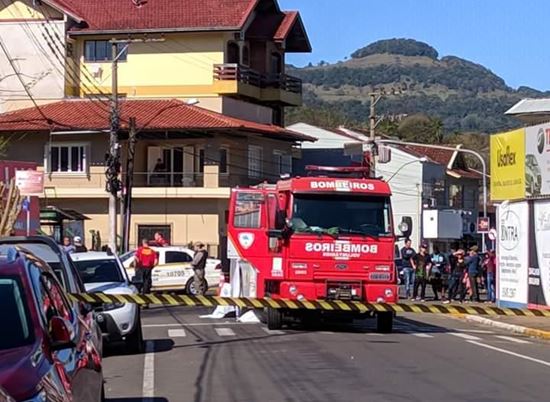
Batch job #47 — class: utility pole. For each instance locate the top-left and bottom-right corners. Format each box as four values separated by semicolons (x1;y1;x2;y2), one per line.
368;92;383;178
106;37;164;252
106;40;122;252
122;117;137;253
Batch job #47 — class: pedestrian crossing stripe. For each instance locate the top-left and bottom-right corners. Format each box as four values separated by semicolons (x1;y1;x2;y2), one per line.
68;292;550;317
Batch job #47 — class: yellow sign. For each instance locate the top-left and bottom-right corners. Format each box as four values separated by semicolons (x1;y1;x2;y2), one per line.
490;128;526;201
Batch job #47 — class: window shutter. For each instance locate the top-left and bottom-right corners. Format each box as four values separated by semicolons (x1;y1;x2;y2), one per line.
44;144;51;173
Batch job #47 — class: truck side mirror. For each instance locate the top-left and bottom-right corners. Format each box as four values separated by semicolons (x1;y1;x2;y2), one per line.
399;216;413;238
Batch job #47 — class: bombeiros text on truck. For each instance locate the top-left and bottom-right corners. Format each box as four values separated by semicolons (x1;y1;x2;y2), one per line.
227;165;412;332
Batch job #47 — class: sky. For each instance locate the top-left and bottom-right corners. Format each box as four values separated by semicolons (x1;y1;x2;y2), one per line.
279;0;550;91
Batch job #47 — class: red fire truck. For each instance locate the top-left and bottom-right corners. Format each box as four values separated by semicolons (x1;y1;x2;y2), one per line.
227;166;410;332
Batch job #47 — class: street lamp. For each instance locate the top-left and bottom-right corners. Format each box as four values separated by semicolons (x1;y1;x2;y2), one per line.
378;139;488;253
386;156;428;182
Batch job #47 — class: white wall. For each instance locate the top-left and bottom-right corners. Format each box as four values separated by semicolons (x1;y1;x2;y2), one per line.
0;20;66;112
287;123;354;149
376;148;423;250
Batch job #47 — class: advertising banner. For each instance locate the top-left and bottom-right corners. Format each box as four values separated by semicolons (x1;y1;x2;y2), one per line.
525;123;550;197
497;201;529;307
490;129;526;201
529;200;550;308
15;170;44;196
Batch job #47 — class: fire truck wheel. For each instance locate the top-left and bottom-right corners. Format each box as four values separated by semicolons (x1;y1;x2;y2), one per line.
376;312;393;333
267;308;283;330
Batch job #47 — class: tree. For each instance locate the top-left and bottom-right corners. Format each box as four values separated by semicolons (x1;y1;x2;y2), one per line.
397;114;445;144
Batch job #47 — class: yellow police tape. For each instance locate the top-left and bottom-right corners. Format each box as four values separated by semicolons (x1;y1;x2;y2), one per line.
69;293;550;317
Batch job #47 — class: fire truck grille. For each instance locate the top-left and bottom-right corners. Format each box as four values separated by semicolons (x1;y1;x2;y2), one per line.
326;281;362;300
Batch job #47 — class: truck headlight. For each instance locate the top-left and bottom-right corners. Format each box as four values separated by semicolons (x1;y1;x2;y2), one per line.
103;302;125;311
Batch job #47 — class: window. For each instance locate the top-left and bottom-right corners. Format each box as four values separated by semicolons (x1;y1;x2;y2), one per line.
199;148;229;174
273;150;292;176
248;145;263;179
47;143;88;174
233;192;264;228
242;44;250;66
137;225;171;246
165;251;192;264
84;41;128;62
449;184;463;209
0;277;33;350
227;41;239;64
73;259;124;284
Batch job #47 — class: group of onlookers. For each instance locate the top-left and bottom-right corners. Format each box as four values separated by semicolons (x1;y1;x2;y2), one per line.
400;239;496;304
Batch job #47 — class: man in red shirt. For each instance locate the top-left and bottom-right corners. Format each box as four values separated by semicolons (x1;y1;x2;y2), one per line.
134;239;159;299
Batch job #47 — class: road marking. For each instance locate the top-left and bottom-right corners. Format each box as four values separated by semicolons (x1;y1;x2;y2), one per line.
450;333;482;341
143;322;256;328
365;333;384;337
142;341;155;400
319;331;335;335
455;329;494;334
494;335;531;344
261;327;285;335
215;327;236;337
168;329;186;338
467;341;550;367
410;332;433;338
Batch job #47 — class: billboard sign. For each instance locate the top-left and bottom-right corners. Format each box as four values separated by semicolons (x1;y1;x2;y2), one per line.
15;170;44;196
497;201;528;307
525;123;550;197
529;200;550;308
490;129;526;201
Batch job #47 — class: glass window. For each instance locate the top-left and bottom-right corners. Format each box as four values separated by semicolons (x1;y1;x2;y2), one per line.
84;40;127;62
274;151;292;175
165;252;192;264
137;225;171;245
248;145;263;179
47;144;87;173
292;194;393;236
199;148;228;174
73;259;124;284
0;277;33;350
449;184;463;208
233;192;264;228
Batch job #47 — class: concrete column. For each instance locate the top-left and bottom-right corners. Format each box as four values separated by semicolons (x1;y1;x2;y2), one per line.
203;164;219;188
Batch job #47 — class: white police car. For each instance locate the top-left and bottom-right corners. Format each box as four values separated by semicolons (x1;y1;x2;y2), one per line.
71;251;143;353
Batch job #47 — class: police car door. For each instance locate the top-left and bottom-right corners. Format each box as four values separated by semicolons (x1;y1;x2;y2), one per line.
153;250;193;289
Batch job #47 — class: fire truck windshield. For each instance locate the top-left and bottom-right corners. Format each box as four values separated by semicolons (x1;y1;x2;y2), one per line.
291;194;392;237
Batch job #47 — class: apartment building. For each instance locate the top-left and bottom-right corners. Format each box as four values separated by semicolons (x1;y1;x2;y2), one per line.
0;0;312;254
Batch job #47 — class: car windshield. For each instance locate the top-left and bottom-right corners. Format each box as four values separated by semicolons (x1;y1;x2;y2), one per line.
73;259;124;284
291;194;393;237
0;277;33;350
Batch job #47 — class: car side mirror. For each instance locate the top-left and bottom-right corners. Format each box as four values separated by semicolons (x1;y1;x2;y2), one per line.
50;316;76;351
398;216;413;238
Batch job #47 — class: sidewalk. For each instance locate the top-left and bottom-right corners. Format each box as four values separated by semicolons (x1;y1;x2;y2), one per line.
461;314;550;340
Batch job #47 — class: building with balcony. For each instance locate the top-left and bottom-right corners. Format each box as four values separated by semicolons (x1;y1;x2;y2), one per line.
0;0;312;255
0;99;312;253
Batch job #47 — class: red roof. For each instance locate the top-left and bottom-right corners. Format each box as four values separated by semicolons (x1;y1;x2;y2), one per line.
274;11;298;41
64;0;259;32
0;99;314;141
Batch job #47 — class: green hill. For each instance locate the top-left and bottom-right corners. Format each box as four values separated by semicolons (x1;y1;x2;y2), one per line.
287;39;549;135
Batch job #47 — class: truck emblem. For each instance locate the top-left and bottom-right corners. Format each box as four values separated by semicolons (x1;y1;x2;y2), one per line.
336;264;348;270
238;233;255;249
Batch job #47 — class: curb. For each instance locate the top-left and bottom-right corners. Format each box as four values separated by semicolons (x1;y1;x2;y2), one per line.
462;315;550;341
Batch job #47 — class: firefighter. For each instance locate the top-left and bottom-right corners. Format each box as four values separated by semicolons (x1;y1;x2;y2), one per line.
134;238;159;306
191;241;208;295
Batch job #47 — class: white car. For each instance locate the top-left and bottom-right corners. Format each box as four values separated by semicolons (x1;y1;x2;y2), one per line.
71;251;143;353
120;246;222;294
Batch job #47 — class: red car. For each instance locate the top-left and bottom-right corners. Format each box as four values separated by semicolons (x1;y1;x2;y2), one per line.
0;247;104;401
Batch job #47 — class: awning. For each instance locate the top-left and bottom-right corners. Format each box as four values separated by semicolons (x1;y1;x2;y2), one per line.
40;206;90;224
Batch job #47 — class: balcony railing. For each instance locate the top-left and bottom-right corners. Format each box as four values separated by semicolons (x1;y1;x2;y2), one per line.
213;63;302;95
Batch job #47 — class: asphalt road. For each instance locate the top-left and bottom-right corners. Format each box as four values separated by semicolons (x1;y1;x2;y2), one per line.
102;306;550;402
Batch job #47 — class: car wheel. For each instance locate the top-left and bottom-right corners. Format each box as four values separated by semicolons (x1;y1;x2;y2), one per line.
267;307;283;330
185;277;208;295
376;311;393;333
126;313;144;354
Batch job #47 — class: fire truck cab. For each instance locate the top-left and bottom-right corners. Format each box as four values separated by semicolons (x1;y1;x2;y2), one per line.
227;167;410;332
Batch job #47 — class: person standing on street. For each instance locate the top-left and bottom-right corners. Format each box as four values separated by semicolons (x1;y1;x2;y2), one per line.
463;245;481;302
191;241;208;295
62;236;75;254
483;250;496;303
400;238;416;300
73;236;88;253
430;247;445;301
134;239;159;306
445;249;467;303
412;242;432;302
